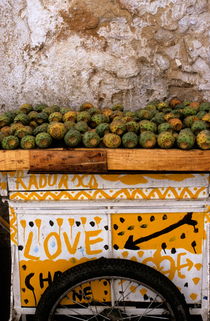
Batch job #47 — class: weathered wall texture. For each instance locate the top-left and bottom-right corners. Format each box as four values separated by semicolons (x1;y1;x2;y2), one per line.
0;0;210;110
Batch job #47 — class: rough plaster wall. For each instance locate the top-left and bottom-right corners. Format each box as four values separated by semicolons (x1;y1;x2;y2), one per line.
0;0;210;110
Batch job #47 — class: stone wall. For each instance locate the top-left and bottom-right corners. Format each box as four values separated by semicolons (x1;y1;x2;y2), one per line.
0;0;210;110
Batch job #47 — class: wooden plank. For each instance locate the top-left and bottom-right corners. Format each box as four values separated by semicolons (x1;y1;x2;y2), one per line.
0;150;30;171
29;150;107;172
106;149;210;171
0;149;209;172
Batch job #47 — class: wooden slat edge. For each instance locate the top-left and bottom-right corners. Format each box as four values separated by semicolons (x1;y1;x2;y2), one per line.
29;150;107;172
0;149;209;172
0;150;30;171
106;149;210;171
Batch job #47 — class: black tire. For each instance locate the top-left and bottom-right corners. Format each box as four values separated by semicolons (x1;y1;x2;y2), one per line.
35;258;191;321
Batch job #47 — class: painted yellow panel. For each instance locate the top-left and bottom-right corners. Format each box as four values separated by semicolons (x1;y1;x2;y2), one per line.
19;258;93;306
112;212;204;254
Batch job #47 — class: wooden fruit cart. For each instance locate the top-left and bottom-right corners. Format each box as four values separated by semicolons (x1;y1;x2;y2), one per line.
1;148;209;321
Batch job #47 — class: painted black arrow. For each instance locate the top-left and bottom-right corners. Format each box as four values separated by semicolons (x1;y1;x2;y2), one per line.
124;212;197;250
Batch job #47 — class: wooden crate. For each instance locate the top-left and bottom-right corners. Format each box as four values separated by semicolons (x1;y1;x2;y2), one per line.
0;148;209;172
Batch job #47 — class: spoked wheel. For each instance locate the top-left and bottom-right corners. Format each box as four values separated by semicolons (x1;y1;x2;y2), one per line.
35;258;191;321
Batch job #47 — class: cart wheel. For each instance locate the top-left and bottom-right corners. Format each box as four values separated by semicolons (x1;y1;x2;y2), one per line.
35;258;191;321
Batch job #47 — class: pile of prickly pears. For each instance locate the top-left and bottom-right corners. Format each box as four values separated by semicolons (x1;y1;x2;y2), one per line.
0;99;209;150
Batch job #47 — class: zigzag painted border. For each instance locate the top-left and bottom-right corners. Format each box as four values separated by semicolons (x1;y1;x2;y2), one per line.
9;206;18;245
9;186;207;201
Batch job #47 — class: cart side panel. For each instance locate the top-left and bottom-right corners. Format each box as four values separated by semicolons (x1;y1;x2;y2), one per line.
7;172;209;191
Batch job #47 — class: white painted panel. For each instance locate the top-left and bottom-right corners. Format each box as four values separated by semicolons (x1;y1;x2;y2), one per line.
7;172;210;191
0;172;8;196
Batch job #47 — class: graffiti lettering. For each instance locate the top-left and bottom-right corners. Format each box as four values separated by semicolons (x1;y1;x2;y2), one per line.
23;229;103;260
72;286;92;302
16;173;69;190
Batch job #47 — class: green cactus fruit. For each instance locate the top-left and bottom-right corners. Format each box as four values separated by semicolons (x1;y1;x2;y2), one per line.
29;121;38;129
36;112;49;124
189;101;200;111
126;121;139;133
10;122;25;134
196;111;206;120
103;133;121;148
122;132;138;148
122;116;135;123
48;112;63;123
64;129;81;147
164;113;176;121
64;121;75;131
80;102;95;111
63;111;77;122
14;113;30;125
110;110;124;121
168;118;183;131
111;104;124;111
191;120;207;135
139;120;157;133
0;132;7;143
0;114;12;128
77;111;91;123
110;121;126;136
95;123;110;137
136;109;154;120
34;104;48;112
15;126;33;139
157;101;169;111
196;130;210;149
169;98;182;107
90;114;109;127
157;132;175;149
101;108;113;118
163;108;173;114
145;104;157;112
82;132;100;148
33;123;49;136
174;103;185;110
158;122;172;133
151;112;165;124
42;106;59;115
60;107;71;115
171;110;181;118
182;107;197;117
202;113;210;123
199;102;210;112
3;111;16;122
19;103;33;114
124;111;136;118
0;126;12;136
50;105;60;112
112;116;124;123
139;131;156;148
2;135;19;150
35;132;52;148
20;135;36;149
88;107;101;115
177;128;195;150
74;121;89;133
48;122;67;140
28;111;39;120
183;115;198;127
